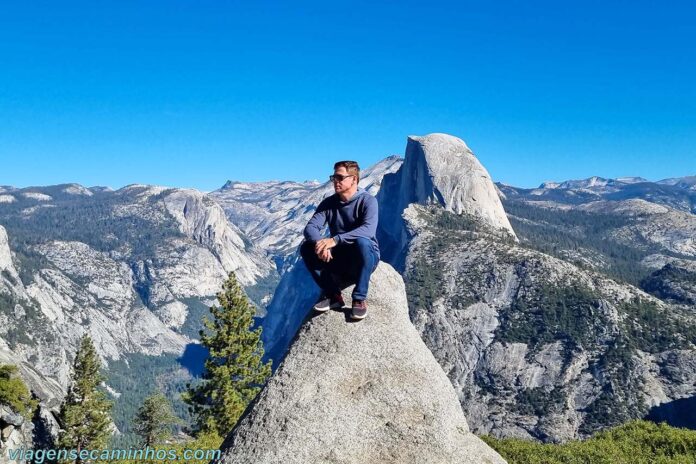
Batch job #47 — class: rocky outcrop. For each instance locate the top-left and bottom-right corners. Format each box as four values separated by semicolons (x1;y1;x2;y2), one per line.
0;405;33;463
641;262;696;305
261;257;320;363
0;227;16;278
162;189;270;286
250;135;696;443
0;403;60;463
0;347;63;408
218;263;506;464
377;134;517;269
401;204;696;442
0;348;62;460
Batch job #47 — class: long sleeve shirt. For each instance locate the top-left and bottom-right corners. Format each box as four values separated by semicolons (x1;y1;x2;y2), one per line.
303;187;380;259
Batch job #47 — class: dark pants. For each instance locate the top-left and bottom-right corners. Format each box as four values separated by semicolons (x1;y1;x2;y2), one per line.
300;237;379;301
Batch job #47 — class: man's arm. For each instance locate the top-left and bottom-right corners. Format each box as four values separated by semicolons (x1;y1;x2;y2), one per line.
303;202;329;242
332;196;378;244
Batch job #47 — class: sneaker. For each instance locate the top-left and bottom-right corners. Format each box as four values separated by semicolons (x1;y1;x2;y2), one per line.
313;293;345;312
350;300;367;320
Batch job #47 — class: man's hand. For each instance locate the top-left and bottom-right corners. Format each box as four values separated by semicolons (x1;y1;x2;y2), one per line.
319;248;333;263
315;237;337;255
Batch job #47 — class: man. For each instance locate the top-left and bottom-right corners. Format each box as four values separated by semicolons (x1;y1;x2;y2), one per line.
301;160;380;320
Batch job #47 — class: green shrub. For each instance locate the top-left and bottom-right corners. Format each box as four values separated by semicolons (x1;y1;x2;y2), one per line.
0;364;37;419
482;420;696;464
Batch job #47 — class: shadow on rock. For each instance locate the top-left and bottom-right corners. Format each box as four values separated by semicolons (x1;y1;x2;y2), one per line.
646;395;696;429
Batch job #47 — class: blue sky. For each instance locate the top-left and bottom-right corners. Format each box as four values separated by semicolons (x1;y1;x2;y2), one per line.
1;1;694;191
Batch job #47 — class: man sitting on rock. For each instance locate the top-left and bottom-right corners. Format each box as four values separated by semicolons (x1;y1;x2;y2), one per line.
300;160;380;321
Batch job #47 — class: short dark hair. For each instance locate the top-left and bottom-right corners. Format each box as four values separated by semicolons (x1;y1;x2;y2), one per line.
334;160;360;182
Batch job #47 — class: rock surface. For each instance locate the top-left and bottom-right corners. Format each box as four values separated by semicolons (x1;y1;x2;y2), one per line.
218;262;506;464
0;184;275;384
0;405;33;463
261;255;320;363
377;134;517;268
401;204;696;442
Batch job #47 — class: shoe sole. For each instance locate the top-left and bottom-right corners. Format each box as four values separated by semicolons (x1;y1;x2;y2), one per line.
350;311;367;320
313;302;344;312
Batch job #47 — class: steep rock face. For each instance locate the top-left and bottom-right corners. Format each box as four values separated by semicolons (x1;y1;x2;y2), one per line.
0;339;63;456
261;258;319;363
401;204;696;441
0;235;190;388
378;134;517;269
248;136;696;443
219;263;506;464
0;345;64;408
163;189;269;286
0;227;18;283
0;185;274;369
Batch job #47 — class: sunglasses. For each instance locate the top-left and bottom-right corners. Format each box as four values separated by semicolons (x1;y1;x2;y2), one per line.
329;174;355;182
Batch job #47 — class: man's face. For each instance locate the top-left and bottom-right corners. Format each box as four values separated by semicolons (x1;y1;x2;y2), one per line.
332;166;356;194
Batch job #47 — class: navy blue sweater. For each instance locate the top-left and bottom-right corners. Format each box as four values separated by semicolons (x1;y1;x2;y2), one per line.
303;187;380;259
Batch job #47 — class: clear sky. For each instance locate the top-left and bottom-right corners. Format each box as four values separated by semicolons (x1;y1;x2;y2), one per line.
1;0;694;191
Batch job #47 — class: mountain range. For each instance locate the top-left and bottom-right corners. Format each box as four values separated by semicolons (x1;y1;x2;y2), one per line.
0;134;693;449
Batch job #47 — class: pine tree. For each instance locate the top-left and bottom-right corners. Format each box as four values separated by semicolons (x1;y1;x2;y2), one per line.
57;334;113;461
184;271;272;437
132;391;181;446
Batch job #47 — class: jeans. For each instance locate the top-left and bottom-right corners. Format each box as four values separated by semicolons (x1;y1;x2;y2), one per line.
300;237;379;301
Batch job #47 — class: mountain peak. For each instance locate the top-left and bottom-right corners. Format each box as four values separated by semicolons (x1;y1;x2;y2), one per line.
220;263;506;464
407;132;472;151
539;176;651;190
376;133;517;268
403;133;514;232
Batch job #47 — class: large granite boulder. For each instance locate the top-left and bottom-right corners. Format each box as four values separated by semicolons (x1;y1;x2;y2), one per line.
217;262;506;464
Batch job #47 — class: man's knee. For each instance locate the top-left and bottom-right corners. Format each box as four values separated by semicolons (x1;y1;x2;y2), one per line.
354;236;372;251
354;237;376;257
353;237;377;263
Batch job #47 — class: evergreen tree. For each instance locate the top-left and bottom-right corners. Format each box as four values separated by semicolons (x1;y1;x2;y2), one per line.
0;364;37;419
184;271;272;437
132;391;181;446
57;334;113;461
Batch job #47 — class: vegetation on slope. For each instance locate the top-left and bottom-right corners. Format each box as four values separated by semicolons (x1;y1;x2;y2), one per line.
482;420;696;464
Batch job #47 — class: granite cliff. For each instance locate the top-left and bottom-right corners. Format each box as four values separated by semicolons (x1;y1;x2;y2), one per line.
377;133;516;270
218;263;506;464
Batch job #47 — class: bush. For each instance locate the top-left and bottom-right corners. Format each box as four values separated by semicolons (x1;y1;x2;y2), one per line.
0;364;37;419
